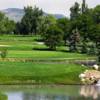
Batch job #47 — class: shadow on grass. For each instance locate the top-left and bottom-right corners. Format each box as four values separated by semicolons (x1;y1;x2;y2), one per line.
33;47;70;53
33;48;56;51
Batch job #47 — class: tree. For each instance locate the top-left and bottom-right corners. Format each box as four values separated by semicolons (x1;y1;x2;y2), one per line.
0;12;5;34
0;11;15;34
70;2;80;21
57;18;71;45
38;15;57;35
20;6;43;35
69;28;80;52
69;2;81;52
92;5;100;24
81;0;88;14
4;19;15;34
43;25;64;50
76;14;94;39
90;24;100;64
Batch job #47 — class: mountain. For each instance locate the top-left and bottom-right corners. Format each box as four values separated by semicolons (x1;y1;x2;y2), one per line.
2;8;24;22
44;12;66;19
1;8;66;22
52;14;66;19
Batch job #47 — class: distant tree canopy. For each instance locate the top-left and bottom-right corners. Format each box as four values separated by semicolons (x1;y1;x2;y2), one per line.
0;12;15;34
38;15;57;35
15;6;43;35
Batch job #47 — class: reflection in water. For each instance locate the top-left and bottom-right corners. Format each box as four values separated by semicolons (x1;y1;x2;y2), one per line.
22;93;70;100
0;85;100;100
80;85;100;100
7;93;22;100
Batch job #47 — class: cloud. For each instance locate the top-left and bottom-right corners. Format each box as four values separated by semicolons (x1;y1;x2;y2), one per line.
0;0;99;16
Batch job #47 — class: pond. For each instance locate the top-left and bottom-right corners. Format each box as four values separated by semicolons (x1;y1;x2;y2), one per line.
0;85;100;100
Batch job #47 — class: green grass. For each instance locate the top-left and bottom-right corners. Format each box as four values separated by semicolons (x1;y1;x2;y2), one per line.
6;50;94;60
0;35;95;59
0;35;40;42
0;35;95;84
0;62;88;84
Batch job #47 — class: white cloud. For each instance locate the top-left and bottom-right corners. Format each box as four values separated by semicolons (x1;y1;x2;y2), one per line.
0;0;99;16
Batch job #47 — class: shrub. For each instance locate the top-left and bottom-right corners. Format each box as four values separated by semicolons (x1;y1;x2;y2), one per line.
0;48;7;59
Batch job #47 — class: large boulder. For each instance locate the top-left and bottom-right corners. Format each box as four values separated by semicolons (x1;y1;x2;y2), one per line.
79;70;100;84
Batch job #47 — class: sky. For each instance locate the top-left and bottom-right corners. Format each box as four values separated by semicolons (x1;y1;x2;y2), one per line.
0;0;100;16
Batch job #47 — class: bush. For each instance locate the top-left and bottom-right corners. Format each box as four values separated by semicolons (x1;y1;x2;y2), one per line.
0;48;7;59
88;44;96;55
81;42;88;54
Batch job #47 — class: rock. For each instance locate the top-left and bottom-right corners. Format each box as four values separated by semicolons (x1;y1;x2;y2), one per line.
79;73;85;78
79;70;100;84
93;64;99;70
84;70;100;79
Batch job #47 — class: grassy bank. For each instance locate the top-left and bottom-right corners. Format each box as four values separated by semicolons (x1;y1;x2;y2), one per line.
0;62;88;84
0;35;94;84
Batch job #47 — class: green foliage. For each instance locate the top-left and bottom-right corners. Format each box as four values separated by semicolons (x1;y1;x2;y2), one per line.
69;28;80;52
92;5;100;24
89;24;100;43
0;12;15;34
81;0;88;13
0;48;7;59
81;41;88;54
17;6;43;35
57;18;71;44
38;15;57;35
73;14;94;39
88;44;96;55
43;25;64;50
70;2;80;20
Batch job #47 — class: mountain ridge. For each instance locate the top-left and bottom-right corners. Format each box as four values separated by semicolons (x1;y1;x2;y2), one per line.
1;8;66;22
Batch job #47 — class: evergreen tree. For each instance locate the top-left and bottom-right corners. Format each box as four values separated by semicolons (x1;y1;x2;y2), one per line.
70;2;80;20
69;28;80;52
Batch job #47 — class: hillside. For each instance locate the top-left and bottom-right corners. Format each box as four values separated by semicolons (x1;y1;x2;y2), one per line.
1;8;65;22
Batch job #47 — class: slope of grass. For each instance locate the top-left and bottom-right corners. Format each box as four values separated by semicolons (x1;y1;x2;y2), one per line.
0;35;94;84
0;62;88;84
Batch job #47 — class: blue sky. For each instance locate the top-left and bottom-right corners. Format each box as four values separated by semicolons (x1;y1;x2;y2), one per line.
0;0;100;16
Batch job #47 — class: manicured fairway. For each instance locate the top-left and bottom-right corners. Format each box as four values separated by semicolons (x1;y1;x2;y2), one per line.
7;50;94;59
0;35;95;84
0;62;88;84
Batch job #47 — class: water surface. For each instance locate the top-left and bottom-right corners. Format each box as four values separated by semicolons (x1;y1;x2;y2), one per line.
0;85;100;100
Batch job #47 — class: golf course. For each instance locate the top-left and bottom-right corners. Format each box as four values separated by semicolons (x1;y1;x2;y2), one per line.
0;0;99;85
0;35;95;85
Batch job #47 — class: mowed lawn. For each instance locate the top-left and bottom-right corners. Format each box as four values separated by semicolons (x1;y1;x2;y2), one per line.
0;35;95;59
7;50;94;59
0;62;88;84
0;35;95;84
